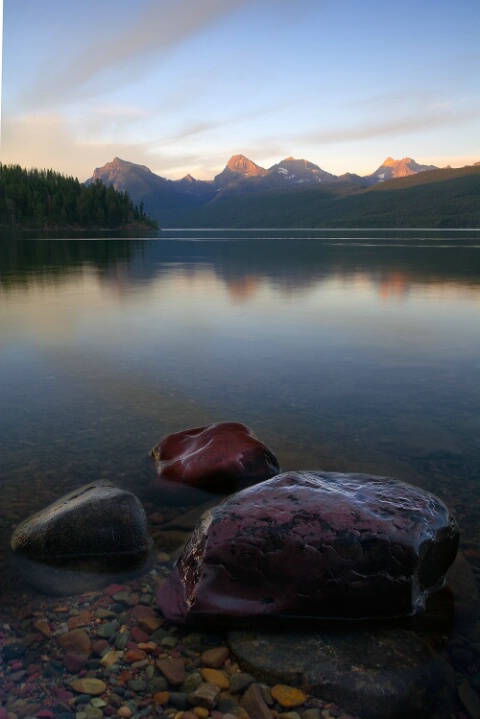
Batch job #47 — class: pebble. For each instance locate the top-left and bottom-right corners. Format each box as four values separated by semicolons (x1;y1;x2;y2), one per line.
157;657;186;686
271;684;308;708
137;615;163;633
67;611;95;629
201;647;230;668
124;648;146;663
96;620;119;639
100;650;124;667
58;629;92;655
229;672;255;694
127;678;146;692
200;668;230;690
33;618;52;638
167;692;188;710
192;707;209;719
2;642;27;659
241;683;273;719
2;555;467;719
187;682;221;710
63;652;89;673
70;678;107;696
181;672;203;694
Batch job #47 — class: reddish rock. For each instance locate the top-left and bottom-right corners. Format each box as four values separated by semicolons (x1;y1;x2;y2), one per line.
240;683;274;719
103;583;128;596
58;628;92;655
157;471;459;623
130;604;157;620
150;422;279;493
156;656;186;686
124;648;147;663
92;639;109;656
130;626;150;644
67;610;95;629
63;652;88;673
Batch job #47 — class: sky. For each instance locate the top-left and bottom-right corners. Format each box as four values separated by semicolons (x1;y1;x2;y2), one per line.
0;0;479;182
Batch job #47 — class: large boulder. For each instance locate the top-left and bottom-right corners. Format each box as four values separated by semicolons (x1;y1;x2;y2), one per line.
156;471;459;623
11;480;152;594
149;422;279;497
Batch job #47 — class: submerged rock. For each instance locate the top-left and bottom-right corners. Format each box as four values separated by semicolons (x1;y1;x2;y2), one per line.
149;422;280;495
11;479;152;594
157;471;459;623
228;624;451;719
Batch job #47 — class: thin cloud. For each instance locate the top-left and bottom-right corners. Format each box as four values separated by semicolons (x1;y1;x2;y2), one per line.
21;0;257;111
305;104;480;144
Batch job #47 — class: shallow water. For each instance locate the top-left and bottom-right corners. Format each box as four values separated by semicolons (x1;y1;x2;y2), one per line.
1;230;479;537
1;229;480;716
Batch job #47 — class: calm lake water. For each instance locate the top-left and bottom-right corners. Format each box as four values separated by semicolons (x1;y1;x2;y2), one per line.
1;229;480;591
1;229;480;716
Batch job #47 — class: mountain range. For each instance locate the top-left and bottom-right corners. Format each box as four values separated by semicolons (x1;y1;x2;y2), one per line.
88;155;437;210
87;155;480;228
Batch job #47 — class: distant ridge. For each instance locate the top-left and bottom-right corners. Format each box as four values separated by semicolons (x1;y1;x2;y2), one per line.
85;155;479;227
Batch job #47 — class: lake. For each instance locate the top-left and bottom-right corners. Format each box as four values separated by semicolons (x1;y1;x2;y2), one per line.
1;229;480;714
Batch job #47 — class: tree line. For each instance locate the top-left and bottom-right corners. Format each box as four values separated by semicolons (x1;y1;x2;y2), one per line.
0;163;157;229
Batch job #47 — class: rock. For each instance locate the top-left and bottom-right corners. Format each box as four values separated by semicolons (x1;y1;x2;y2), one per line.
63;652;88;673
157;471;459;623
200;667;230;689
100;650;124;667
240;683;274;719
67;611;95;629
229;626;450;719
33;618;52;638
201;646;230;668
10;480;152;595
149;422;279;497
187;682;221;710
156;656;186;686
458;679;480;719
58;628;92;655
70;678;107;696
2;642;27;660
229;672;256;694
270;684;307;708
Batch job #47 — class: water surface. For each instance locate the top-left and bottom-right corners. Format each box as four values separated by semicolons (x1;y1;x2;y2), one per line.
1;229;479;587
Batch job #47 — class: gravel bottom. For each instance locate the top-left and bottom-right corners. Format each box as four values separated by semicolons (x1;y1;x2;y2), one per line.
0;564;362;719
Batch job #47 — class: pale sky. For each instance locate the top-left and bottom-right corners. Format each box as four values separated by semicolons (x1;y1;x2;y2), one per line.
1;0;479;182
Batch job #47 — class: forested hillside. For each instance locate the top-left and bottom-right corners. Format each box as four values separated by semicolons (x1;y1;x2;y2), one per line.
158;164;480;228
0;164;157;230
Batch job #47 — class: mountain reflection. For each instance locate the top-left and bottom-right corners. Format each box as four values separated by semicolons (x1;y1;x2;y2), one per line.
1;235;479;301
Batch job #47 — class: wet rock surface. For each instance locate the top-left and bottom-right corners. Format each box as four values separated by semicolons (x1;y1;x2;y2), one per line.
229;626;449;719
149;422;280;494
10;480;152;594
156;471;460;623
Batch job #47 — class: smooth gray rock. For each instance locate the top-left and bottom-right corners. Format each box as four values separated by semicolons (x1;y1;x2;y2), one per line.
10;480;152;594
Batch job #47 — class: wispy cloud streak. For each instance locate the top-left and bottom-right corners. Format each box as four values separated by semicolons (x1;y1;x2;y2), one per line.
306;105;480;144
22;0;256;110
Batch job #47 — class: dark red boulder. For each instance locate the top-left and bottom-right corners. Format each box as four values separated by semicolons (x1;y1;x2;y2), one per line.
149;422;279;494
156;471;459;623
